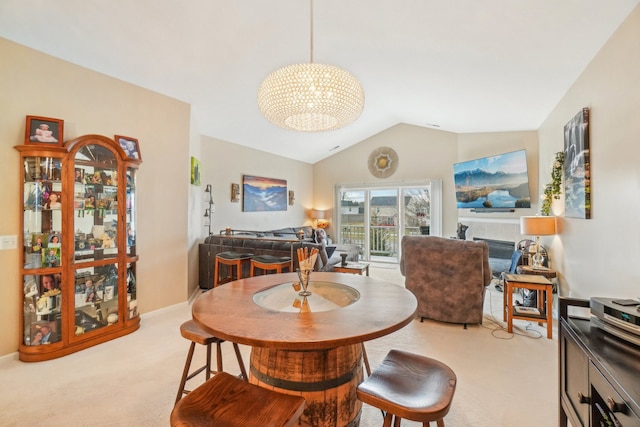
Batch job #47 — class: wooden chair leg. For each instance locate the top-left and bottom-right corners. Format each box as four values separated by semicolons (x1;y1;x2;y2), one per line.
175;342;197;404
215;341;223;374
206;343;212;380
362;343;371;377
382;412;393;427
232;343;248;381
213;258;220;287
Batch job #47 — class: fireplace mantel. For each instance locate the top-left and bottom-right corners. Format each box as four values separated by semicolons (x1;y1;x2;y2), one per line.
457;217;527;244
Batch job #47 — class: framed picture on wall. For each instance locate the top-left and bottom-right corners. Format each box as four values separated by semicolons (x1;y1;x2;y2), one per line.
25;116;64;147
190;157;201;186
231;183;240;202
242;175;287;212
563;108;591;219
115;135;141;160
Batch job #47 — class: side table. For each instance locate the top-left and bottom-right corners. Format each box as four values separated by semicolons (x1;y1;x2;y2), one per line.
515;265;557;280
503;274;554;339
333;262;370;276
515;265;558;306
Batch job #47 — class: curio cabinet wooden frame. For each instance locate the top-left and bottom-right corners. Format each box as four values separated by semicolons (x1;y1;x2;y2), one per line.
16;134;141;362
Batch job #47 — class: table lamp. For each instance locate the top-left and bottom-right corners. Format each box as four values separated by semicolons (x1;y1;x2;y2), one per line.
520;216;557;269
311;209;325;227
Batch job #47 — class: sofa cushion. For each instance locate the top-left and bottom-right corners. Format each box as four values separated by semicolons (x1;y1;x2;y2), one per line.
270;227;297;237
314;228;329;246
201;230;359;274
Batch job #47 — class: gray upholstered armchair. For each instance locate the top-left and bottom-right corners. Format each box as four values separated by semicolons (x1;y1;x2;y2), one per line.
400;236;492;327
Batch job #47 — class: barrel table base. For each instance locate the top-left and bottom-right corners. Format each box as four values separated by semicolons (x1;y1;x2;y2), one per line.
250;344;363;427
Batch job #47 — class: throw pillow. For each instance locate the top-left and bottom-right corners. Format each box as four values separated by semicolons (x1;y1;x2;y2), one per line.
315;228;328;246
314;229;329;267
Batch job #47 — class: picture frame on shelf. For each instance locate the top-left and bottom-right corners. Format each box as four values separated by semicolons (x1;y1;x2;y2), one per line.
48;233;61;247
115;135;141;160
74;168;84;183
25;116;64;147
42;246;61;267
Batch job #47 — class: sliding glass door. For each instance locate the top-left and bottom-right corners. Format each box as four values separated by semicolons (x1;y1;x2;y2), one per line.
336;181;441;263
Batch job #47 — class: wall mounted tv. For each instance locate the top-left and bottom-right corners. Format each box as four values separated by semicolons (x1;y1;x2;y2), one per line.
453;149;531;210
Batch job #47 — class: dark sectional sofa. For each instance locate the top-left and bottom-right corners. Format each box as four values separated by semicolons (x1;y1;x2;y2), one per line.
198;226;360;289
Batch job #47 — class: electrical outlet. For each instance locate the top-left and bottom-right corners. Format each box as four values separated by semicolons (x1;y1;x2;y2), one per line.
0;235;18;250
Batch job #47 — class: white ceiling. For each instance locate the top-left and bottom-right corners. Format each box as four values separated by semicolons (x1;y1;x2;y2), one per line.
1;0;638;164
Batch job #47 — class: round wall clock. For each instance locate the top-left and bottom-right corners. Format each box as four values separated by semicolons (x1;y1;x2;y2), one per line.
368;147;398;178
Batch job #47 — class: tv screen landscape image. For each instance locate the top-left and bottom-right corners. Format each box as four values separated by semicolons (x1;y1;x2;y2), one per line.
453;149;531;209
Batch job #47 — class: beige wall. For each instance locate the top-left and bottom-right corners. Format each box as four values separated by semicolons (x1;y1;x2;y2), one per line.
314;124;538;239
2;2;638;357
0;38;319;358
314;124;458;236
200;136;314;234
0;38;191;357
538;4;640;298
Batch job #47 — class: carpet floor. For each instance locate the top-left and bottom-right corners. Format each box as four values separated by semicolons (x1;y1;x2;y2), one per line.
0;267;557;426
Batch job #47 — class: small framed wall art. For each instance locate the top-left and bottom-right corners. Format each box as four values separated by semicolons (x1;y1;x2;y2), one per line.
190;157;201;186
231;183;240;202
115;135;141;160
25;116;64;147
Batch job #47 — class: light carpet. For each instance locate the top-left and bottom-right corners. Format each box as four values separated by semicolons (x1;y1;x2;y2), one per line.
0;266;557;427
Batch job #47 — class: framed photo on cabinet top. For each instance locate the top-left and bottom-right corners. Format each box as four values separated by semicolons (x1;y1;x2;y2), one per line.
115;135;141;160
25;116;64;147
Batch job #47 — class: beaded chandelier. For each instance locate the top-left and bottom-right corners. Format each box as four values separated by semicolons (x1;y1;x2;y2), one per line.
257;0;364;132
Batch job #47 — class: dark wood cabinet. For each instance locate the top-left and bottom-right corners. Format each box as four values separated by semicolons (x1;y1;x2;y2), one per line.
559;298;640;427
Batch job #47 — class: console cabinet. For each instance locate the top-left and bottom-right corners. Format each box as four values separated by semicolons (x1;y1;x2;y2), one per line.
16;134;141;362
559;298;640;426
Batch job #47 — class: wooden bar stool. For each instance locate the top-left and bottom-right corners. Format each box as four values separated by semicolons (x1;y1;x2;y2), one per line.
250;255;292;276
175;320;248;404
213;251;253;287
357;349;457;427
171;372;306;427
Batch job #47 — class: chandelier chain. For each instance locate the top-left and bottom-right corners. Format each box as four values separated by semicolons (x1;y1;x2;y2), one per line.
257;0;364;132
310;0;314;64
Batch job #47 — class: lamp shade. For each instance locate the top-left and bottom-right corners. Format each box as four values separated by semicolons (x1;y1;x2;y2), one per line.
311;209;325;220
520;216;557;236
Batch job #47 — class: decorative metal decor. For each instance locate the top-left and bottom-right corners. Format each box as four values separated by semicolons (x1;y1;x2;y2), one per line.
368;147;398;178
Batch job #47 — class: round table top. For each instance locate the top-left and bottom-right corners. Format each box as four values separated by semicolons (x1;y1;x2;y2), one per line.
192;272;418;351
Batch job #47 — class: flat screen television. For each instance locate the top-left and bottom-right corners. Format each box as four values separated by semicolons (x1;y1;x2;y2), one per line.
453;149;531;209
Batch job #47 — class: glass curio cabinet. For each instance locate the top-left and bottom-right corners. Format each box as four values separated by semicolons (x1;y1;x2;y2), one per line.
16;134;141;362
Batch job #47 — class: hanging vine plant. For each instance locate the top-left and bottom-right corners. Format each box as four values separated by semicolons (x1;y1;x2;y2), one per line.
541;151;564;216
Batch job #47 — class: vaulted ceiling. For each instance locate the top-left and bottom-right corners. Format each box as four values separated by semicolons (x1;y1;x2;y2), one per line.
1;0;638;163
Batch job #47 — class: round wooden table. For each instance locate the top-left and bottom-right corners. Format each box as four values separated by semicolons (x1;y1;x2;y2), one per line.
192;272;417;427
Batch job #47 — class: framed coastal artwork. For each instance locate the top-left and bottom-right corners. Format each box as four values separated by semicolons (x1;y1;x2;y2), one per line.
242;175;287;212
25;116;64;147
563;108;591;219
